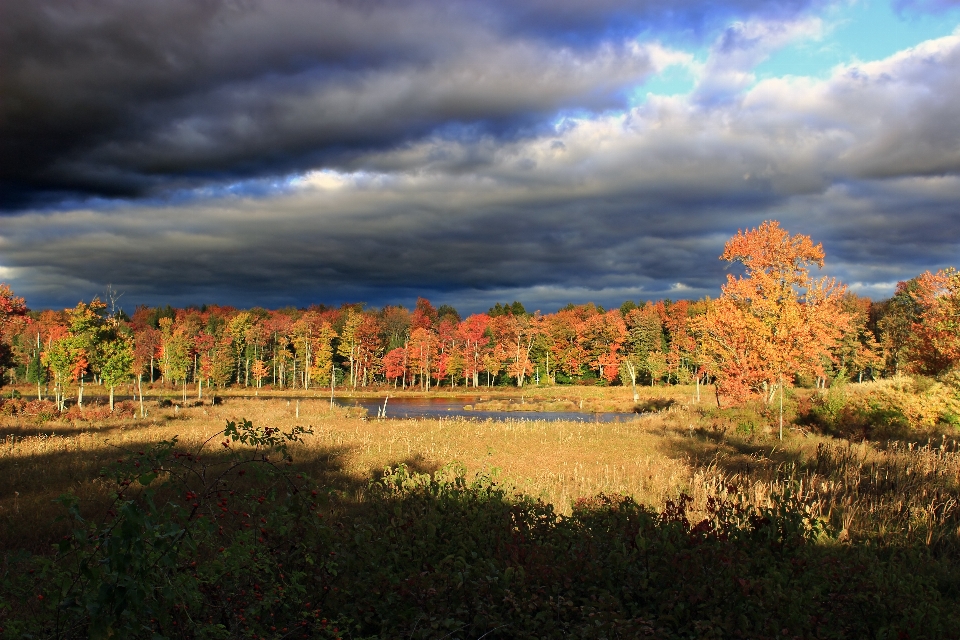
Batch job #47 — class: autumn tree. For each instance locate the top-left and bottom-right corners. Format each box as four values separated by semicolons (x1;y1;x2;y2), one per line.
411;298;438;332
354;315;384;387
407;327;438;390
902;267;960;376
698;221;848;438
310;321;338;387
622;303;664;393
662;301;695;385
835;292;882;383
201;334;235;389
159;317;192;400
458;314;490;387
0;284;26;386
505;314;540;387
337;310;364;388
227;312;253;386
382;347;407;387
436;316;461;387
67;299;108;406
251;359;269;389
544;308;588;381
42;326;76;411
582;310;626;383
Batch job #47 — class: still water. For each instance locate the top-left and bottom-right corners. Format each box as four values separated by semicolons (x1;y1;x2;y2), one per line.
334;396;638;422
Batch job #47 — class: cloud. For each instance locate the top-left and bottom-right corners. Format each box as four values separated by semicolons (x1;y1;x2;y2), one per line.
692;16;824;104
0;0;826;208
3;1;960;313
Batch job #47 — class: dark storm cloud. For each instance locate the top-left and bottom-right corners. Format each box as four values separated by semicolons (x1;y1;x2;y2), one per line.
4;1;960;313
0;0;824;208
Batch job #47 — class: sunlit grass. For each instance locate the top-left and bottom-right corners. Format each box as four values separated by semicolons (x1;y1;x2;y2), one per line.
2;387;959;554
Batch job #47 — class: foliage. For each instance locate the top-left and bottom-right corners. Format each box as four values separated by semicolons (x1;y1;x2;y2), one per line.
698;221;848;406
4;247;960;401
902;268;960;376
807;376;960;438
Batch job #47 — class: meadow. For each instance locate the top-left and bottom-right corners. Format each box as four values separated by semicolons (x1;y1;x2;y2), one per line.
2;381;960;638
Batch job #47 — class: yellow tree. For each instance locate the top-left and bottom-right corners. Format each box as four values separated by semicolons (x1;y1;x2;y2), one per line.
698;221;849;438
227;312;253;386
251;359;269;389
407;327;438;390
337;309;363;388
67;298;107;407
310;322;338;387
623;303;665;394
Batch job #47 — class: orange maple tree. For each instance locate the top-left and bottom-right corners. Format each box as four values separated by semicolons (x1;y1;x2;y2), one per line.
903;268;960;376
697;221;849;437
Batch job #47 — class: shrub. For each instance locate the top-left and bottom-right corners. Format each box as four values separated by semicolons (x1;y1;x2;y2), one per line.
807;376;960;438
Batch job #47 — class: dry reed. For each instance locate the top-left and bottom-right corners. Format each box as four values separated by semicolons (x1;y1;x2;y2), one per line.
1;393;958;553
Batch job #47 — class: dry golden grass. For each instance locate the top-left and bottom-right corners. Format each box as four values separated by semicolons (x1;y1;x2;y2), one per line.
2;386;959;554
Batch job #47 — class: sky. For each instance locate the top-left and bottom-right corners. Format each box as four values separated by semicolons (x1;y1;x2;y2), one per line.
2;0;960;314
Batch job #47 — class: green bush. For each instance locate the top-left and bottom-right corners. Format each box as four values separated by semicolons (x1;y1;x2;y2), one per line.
809;376;960;438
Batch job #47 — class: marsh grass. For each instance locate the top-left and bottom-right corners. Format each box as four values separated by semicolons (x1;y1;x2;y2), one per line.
2;390;959;555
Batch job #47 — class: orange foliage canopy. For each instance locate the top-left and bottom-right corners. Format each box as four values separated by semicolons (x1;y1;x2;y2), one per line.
697;221;849;405
904;268;960;376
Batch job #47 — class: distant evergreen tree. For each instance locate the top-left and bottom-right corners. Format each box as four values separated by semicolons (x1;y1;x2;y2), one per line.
436;304;461;322
488;301;526;317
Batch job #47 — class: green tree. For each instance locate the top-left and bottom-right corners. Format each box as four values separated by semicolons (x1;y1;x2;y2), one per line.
66;298;107;407
101;334;134;411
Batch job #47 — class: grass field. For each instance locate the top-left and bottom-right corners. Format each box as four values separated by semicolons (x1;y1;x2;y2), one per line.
3;382;959;554
4;382;960;637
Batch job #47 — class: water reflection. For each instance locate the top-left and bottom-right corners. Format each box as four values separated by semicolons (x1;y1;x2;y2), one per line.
335;396;638;422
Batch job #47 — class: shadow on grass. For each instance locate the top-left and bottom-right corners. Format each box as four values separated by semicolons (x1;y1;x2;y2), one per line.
633;397;676;413
6;439;960;639
0;421;444;555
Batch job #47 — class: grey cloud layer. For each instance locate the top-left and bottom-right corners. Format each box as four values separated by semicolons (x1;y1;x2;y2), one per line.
3;1;960;312
7;30;960;311
1;0;825;207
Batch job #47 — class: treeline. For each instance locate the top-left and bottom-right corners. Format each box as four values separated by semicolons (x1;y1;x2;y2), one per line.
0;223;957;411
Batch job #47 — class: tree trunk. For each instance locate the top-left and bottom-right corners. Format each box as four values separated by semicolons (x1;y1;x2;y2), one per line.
779;374;784;441
330;363;335;410
109;385;115;412
138;374;145;417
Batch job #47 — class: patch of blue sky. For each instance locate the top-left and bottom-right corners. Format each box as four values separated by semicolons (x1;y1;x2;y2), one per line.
630;61;700;104
755;0;960;80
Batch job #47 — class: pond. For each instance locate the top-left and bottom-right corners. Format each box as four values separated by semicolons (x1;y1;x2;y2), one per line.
59;392;640;422
334;396;639;422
